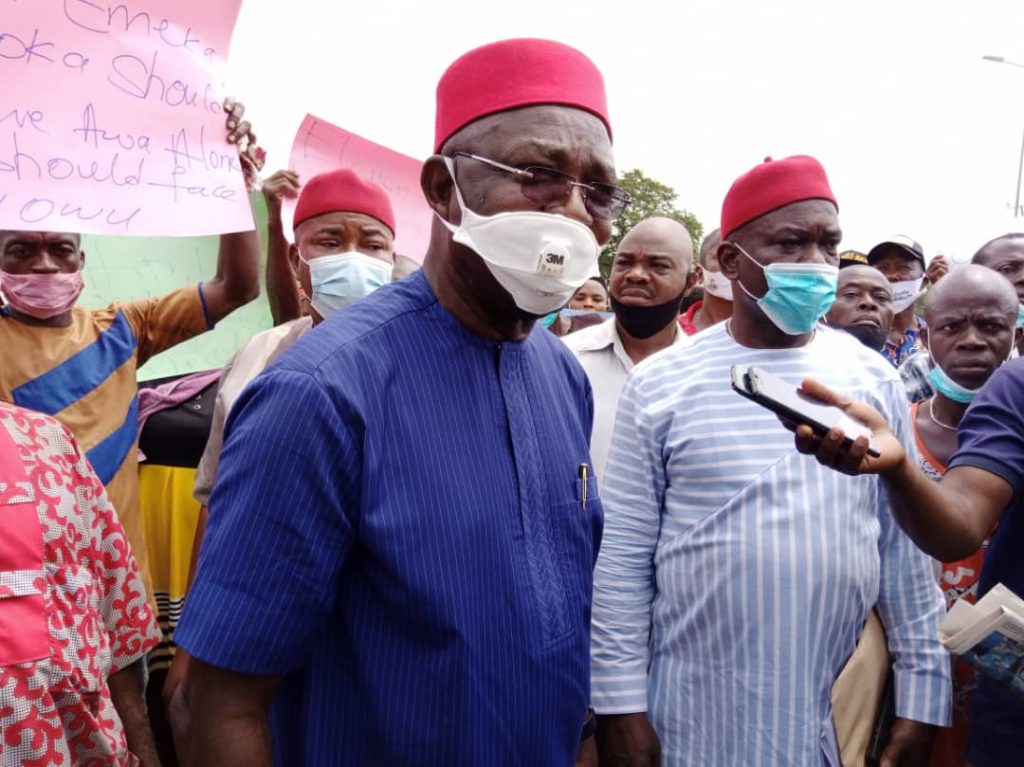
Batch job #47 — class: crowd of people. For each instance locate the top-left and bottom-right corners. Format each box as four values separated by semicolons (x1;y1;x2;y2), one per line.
1;35;1023;767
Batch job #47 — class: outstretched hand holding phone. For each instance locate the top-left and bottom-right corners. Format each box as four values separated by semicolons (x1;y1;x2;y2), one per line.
790;378;1013;564
731;366;882;459
791;378;904;473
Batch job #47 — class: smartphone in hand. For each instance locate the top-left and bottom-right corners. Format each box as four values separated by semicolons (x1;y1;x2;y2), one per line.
731;365;881;458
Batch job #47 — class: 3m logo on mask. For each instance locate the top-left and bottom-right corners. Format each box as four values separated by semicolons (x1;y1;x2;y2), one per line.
536;238;571;277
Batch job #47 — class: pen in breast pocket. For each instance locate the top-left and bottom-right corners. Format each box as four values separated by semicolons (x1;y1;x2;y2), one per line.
578;463;589;510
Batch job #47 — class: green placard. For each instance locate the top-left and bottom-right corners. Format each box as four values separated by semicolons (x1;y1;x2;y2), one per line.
79;193;272;381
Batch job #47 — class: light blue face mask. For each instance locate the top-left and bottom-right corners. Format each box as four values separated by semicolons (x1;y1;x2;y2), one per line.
927;334;1017;404
733;243;838;335
926;362;981;404
304;251;392;318
1017;304;1024;327
540;308;613;327
561;308;614;320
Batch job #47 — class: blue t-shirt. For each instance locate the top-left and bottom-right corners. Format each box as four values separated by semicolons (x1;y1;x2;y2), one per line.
948;358;1024;767
175;272;603;766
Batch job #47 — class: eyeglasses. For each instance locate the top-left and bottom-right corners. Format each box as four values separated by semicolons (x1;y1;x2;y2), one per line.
450;152;631;221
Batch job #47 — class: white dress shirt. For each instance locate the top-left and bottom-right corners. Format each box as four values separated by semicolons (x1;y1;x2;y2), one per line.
563;317;685;483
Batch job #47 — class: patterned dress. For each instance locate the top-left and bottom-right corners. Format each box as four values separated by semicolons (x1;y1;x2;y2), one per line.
0;402;160;766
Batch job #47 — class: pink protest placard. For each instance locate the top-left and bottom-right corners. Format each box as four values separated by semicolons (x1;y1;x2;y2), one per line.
287;115;431;262
0;0;252;236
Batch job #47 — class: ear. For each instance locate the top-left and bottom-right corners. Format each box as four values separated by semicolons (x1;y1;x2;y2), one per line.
79;251;87;270
288;243;300;274
693;264;705;287
683;268;699;297
718;241;741;281
919;326;929;351
421;155;456;221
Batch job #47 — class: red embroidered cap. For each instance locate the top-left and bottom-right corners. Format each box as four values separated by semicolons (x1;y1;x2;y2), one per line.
293;168;396;235
434;38;611;153
721;156;838;240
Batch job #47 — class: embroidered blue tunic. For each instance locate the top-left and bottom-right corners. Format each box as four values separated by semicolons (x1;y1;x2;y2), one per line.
176;272;603;766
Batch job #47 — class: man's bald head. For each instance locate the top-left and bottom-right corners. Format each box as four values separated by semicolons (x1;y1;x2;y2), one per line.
610;216;695;320
972;233;1024;264
923;264;1018;390
699;228;722;268
924;264;1018;324
971;233;1024;306
618;217;693;269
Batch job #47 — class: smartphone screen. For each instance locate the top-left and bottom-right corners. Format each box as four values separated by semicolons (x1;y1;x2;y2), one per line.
745;366;880;457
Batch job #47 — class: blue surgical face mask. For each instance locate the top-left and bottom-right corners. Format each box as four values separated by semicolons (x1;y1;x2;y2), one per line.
1017;304;1024;327
926;362;981;404
302;251;392;319
926;337;1016;403
561;308;613;320
732;243;838;335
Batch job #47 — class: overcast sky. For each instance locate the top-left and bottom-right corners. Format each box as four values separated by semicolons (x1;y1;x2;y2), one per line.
227;0;1024;262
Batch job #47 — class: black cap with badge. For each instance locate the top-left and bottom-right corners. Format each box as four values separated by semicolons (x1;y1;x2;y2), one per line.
839;250;868;268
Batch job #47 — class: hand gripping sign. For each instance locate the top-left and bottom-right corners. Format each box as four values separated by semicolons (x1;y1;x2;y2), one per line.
0;0;252;236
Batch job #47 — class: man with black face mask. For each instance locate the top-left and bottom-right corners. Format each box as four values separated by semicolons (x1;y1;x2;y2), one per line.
564;216;695;482
825;264;895;351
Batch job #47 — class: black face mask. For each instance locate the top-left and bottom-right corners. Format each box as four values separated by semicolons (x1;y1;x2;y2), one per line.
611;291;686;339
835;323;889;351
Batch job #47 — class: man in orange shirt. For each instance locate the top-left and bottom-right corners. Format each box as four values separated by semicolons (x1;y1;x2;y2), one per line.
0;102;262;603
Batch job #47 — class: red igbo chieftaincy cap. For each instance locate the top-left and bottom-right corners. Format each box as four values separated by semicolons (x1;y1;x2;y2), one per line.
720;155;838;240
434;38;611;153
293;168;396;235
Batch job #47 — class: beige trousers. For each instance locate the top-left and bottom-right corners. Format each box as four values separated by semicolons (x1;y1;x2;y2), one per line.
831;611;891;767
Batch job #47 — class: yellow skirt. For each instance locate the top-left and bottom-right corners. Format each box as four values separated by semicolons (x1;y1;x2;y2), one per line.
138;464;203;672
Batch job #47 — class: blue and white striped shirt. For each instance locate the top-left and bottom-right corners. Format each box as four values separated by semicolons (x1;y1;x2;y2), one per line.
591;323;950;766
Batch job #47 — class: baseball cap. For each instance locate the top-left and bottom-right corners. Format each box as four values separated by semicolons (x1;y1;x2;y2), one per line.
839;250;868;268
867;235;925;267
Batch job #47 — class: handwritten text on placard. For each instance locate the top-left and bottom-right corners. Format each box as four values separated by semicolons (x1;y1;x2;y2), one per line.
286;115;431;262
0;0;251;236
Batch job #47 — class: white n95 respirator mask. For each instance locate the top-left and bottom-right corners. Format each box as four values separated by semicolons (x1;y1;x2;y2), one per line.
437;157;601;316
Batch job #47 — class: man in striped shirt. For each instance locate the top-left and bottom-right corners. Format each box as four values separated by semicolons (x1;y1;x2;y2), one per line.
591;156;950;766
